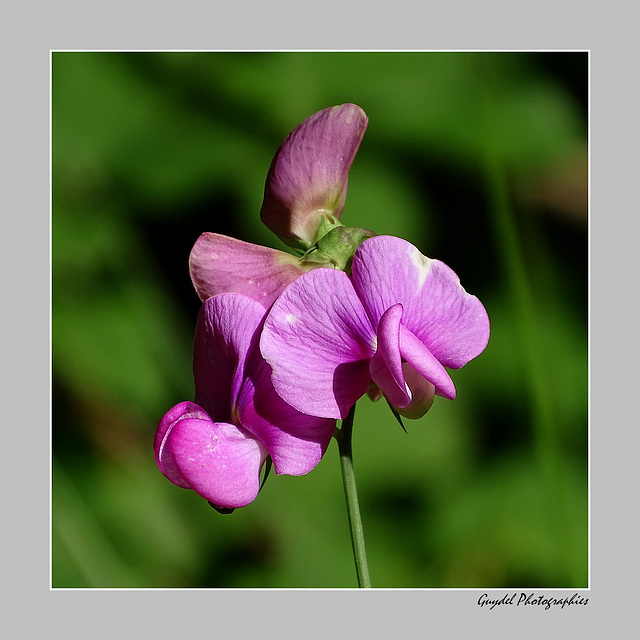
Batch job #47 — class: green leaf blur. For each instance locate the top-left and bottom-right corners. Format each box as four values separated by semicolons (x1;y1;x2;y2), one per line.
51;51;588;588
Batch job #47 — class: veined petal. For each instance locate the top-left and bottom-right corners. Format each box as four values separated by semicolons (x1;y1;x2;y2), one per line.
352;235;490;369
369;304;411;409
189;233;315;307
261;268;375;420
260;104;368;250
415;259;490;369
154;401;211;488
192;292;336;476
399;325;456;400
394;363;436;419
164;414;268;509
193;294;267;421
236;352;336;476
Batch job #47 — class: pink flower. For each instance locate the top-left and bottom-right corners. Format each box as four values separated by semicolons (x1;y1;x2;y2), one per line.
188;104;368;305
154;294;335;509
260;235;490;420
260;103;369;251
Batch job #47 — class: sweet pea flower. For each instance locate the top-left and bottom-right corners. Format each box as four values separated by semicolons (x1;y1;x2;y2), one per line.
187;104;369;306
260;235;490;421
154;293;335;510
260;103;369;252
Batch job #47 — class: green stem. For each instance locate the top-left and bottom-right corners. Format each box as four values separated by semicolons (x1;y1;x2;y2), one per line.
334;403;371;588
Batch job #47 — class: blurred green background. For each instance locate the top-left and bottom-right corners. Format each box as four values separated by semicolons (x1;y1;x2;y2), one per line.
51;51;588;588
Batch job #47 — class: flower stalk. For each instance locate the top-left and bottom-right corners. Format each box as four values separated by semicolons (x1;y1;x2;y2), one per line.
334;403;371;588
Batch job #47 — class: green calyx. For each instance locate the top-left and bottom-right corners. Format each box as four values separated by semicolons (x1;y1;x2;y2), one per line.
302;224;375;272
284;212;344;253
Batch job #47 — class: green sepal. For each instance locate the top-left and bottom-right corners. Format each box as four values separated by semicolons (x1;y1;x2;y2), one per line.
259;456;273;493
314;212;345;242
208;502;235;514
303;225;375;272
387;401;408;434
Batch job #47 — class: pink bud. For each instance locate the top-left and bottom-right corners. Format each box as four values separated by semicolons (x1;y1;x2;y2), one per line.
260;103;368;251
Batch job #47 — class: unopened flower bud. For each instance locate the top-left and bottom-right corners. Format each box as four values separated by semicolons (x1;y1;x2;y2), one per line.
260;103;368;251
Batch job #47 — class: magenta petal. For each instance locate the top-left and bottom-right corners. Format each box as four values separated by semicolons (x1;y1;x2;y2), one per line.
260;104;368;249
166;416;267;509
154;401;211;488
352;235;490;369
261;268;375;419
193;294;268;420
399;325;456;400
237;354;336;476
395;364;436;419
191;292;335;476
189;233;313;307
369;304;411;409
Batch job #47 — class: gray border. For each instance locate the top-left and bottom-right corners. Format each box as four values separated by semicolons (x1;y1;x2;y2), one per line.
6;0;634;635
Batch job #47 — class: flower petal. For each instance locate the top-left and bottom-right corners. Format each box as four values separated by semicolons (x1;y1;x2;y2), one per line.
260;104;368;250
369;305;440;418
369;304;411;409
237;352;336;476
352;235;490;369
189;233;314;307
261;268;375;419
154;401;211;488
399;325;456;400
193;294;268;420
394;363;436;419
164;413;268;509
193;292;336;475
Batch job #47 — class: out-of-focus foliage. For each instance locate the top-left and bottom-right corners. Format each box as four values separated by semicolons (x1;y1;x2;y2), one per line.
52;51;588;588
